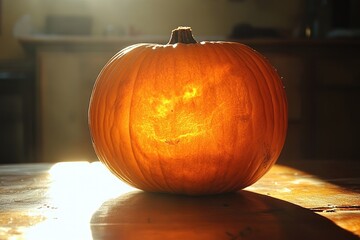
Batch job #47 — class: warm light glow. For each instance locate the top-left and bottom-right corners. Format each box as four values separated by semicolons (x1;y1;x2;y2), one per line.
182;86;200;101
155;97;173;118
138;84;205;144
3;163;358;239
22;161;137;240
151;85;202;118
305;26;312;38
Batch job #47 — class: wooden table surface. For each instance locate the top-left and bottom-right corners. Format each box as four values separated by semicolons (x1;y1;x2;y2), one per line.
0;160;359;240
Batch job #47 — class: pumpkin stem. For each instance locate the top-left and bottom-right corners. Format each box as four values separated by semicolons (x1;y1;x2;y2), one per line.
168;27;197;44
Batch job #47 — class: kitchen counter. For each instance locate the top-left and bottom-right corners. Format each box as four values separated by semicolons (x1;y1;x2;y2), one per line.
0;160;359;239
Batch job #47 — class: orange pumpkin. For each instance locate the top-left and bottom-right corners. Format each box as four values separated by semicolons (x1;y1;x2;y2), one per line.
88;27;287;195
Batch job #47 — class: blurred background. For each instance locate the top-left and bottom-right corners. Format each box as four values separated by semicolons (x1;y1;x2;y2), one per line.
0;0;359;164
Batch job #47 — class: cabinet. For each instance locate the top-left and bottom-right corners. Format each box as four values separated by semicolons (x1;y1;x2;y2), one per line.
247;40;360;161
0;62;35;163
21;35;168;162
38;51;114;162
306;47;360;160
20;36;360;162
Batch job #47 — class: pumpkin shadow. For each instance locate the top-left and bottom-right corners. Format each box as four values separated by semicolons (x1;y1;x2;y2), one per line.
90;190;358;240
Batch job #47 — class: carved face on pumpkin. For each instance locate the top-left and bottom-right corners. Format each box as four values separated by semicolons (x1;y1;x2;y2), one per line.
88;27;287;195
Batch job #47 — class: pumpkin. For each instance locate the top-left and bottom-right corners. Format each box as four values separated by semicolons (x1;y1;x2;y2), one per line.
88;27;287;195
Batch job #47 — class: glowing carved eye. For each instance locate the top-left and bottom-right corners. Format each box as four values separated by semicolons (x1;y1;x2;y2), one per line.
155;98;173;118
183;87;199;100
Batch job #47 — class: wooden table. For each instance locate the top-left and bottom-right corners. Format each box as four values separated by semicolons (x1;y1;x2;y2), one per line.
0;160;359;240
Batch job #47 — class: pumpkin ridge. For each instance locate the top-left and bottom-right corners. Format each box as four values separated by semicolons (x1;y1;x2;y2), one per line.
199;44;238;193
212;43;257;188
127;47;165;191
102;60;127;183
230;44;277;184
154;46;186;193
128;47;178;192
260;57;288;151
90;51;129;183
230;43;285;182
101;46;150;187
200;43;254;193
238;45;287;170
218;43;256;191
232;44;275;166
198;44;239;194
107;48;146;186
249;51;287;164
99;45;156;190
228;45;277;188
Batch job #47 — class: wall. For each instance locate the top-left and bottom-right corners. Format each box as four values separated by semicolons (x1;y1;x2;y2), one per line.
0;0;304;59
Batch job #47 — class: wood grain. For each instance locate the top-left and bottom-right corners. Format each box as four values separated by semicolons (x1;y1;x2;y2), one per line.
0;161;359;239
